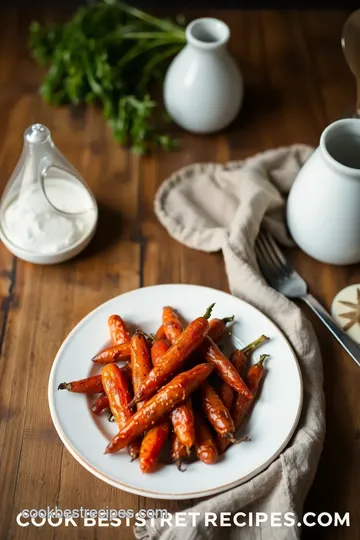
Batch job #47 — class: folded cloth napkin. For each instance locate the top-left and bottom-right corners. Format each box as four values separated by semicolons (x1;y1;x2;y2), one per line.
134;145;325;540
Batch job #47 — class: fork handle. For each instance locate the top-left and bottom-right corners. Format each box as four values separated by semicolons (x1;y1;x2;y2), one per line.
301;293;360;367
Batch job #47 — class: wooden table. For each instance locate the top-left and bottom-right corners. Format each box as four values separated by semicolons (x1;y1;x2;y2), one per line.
0;7;359;540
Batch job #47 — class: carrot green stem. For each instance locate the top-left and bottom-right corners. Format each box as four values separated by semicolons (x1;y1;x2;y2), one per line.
242;335;269;355
222;315;235;325
203;303;215;320
258;354;270;366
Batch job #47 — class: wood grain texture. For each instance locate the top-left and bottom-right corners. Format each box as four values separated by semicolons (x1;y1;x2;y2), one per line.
0;6;359;540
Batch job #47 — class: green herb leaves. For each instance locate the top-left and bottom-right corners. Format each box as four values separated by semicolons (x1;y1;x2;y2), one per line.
29;1;186;153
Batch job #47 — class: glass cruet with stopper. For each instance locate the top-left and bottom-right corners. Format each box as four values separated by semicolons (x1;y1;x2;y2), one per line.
0;123;98;264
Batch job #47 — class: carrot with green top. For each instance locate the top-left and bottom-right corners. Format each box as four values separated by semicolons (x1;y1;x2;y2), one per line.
218;335;269;410
218;354;269;454
208;316;234;343
202;337;252;399
128;304;215;407
105;363;214;454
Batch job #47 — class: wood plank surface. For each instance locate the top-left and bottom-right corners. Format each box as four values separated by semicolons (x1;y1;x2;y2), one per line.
0;6;359;540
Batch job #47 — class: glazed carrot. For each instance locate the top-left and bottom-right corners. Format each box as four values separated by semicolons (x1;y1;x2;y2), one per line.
202;337;252;399
139;421;171;473
58;374;103;393
201;383;235;440
171;397;195;451
208;316;234;343
128;304;214;407
58;364;131;393
92;341;131;364
130;331;152;457
131;331;152;397
105;363;214;454
151;337;170;366
219;354;269;454
218;379;234;411
162;306;183;344
233;335;270;375
194;409;218;465
108;314;131;345
152;338;195;451
101;363;139;460
155;325;166;339
171;432;188;471
92;393;109;414
138;337;172;471
158;313;195;451
218;335;269;410
232;354;269;430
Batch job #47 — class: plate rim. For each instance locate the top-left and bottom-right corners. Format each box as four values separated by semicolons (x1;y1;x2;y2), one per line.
48;283;303;500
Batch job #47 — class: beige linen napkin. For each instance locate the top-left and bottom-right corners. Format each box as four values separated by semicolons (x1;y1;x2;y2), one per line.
134;145;325;540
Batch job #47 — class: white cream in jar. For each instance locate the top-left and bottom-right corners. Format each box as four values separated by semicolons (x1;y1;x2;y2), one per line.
2;177;97;255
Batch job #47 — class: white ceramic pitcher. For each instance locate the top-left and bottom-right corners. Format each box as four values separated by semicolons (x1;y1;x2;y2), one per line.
287;118;360;265
163;18;244;134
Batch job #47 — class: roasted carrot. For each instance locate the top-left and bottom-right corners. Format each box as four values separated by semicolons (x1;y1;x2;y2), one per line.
218;379;234;411
131;331;152;397
171;397;195;452
105;363;214;454
92;341;131;364
138;337;172;471
128;304;214;407
139;421;171;473
194;409;218;465
208;316;234;343
202;337;252;399
159;311;195;451
162;306;183;344
150;337;170;366
130;331;152;457
58;374;103;393
171;432;188;471
92;393;110;414
201;383;235;440
108;314;131;345
155;325;166;339
101;363;139;460
58;363;131;393
232;354;269;429
218;335;269;410
218;354;269;454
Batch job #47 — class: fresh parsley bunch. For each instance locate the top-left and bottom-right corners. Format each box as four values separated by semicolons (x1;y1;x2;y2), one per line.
29;0;186;153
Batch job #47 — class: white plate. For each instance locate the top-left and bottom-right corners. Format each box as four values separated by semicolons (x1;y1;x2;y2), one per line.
48;284;303;500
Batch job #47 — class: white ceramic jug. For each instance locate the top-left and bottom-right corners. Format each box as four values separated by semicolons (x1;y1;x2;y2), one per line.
287;118;360;265
163;18;244;134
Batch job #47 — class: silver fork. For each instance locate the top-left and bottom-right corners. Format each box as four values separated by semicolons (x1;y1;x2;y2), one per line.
255;231;360;367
